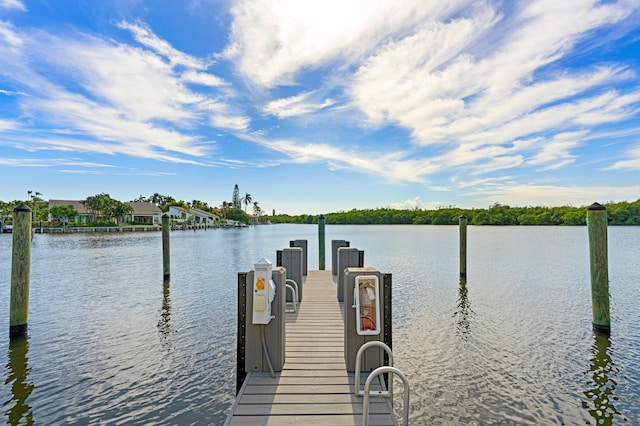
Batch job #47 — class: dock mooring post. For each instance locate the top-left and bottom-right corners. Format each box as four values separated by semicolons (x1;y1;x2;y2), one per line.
162;214;170;281
587;202;610;334
318;214;326;270
10;204;32;339
459;215;467;278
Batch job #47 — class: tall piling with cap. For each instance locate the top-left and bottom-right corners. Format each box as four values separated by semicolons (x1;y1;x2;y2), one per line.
10;204;32;339
318;214;326;270
459;215;467;278
587;202;610;334
162;213;170;281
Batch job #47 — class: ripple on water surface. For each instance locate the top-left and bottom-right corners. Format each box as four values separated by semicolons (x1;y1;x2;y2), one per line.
1;226;639;424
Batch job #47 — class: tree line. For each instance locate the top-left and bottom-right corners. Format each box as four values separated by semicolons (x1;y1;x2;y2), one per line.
3;195;640;227
269;199;640;226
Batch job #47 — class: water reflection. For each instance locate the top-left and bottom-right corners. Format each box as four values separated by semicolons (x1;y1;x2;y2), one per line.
158;279;173;347
4;337;34;425
453;278;474;339
583;332;622;424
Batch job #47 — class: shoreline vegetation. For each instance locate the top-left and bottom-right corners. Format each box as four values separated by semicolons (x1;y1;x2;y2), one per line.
2;194;639;229
270;199;640;226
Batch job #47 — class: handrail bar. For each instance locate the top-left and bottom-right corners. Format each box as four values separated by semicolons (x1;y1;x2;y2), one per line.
286;279;299;303
363;366;409;426
354;341;394;397
284;284;297;313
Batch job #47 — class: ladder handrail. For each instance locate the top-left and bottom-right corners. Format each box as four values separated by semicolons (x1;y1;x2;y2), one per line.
286;279;299;302
284;284;297;313
362;366;409;426
354;341;394;397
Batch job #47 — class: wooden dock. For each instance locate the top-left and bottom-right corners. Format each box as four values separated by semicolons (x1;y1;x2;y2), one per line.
225;270;397;425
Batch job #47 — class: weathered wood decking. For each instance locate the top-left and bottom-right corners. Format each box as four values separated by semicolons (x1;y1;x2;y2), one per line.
225;270;397;425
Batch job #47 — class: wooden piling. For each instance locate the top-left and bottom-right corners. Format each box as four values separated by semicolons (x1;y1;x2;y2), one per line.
587;202;610;334
10;204;32;339
318;215;326;270
162;214;170;280
459;215;467;278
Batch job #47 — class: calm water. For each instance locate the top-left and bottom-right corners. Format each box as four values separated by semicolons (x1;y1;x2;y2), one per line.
1;225;639;425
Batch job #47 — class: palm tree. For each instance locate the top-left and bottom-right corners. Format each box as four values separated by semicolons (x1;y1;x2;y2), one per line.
242;193;252;213
221;201;229;220
252;201;261;224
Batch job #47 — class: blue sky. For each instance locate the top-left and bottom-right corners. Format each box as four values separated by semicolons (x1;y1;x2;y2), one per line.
1;0;640;215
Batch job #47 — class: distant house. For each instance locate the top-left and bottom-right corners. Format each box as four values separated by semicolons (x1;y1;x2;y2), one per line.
48;199;91;223
167;205;190;222
167;205;219;226
191;207;220;226
48;200;162;224
125;202;162;224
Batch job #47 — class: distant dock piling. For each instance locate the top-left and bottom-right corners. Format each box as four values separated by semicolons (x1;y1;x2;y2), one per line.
459;215;467;278
318;214;326;270
162;214;170;281
587;203;610;334
10;204;32;339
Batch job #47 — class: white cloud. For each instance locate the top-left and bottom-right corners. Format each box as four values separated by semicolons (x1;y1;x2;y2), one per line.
389;197;456;210
1;0;639;205
224;0;469;87
0;0;25;11
389;197;423;210
606;144;640;171
527;131;586;170
0;21;250;161
0;19;24;48
263;92;335;118
51;38;202;124
118;21;209;70
0;118;17;131
244;133;438;182
0;88;29;96
181;70;227;87
350;1;637;147
0;157;115;168
470;183;640;207
211;114;250;131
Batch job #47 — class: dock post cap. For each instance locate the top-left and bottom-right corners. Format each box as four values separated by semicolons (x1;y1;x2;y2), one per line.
254;257;272;269
459;215;467;219
162;213;169;218
587;202;606;211
13;203;31;213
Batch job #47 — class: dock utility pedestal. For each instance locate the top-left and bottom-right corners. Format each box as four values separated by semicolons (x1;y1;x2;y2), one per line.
237;259;286;388
343;267;392;373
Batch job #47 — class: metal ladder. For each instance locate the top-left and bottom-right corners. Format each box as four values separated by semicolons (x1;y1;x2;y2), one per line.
354;341;410;426
285;278;298;313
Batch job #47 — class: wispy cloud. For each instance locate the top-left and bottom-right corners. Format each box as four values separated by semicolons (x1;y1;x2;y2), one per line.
181;70;228;87
223;0;640;189
0;88;29;96
469;183;640;207
349;2;637;150
263;92;335;118
118;21;210;70
527;132;586;170
224;0;468;87
0;0;639;210
0;157;116;168
0;119;18;131
606;144;640;171
0;20;250;162
244;133;436;182
0;0;26;12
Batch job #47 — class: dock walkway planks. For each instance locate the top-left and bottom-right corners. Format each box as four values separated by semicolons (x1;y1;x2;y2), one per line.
225;270;397;425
